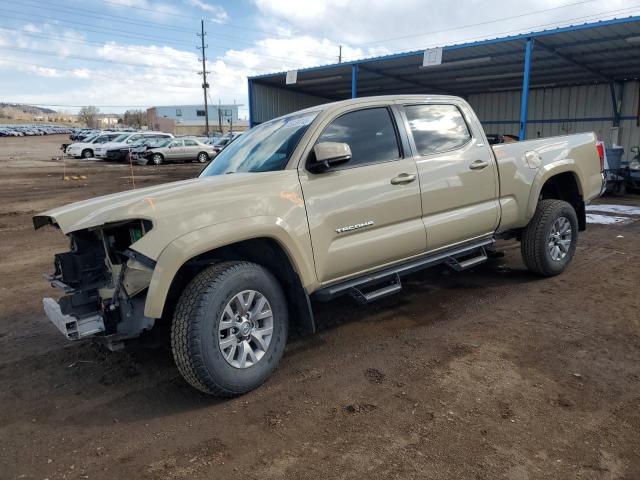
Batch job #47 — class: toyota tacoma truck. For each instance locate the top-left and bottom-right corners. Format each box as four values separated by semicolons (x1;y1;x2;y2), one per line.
33;95;605;396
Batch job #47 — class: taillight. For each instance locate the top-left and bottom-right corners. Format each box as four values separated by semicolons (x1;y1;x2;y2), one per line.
596;141;605;172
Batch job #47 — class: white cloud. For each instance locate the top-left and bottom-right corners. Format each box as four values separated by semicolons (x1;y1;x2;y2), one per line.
185;0;229;23
0;0;637;117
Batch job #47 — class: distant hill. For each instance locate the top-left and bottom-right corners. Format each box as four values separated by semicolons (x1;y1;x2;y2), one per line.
0;103;57;115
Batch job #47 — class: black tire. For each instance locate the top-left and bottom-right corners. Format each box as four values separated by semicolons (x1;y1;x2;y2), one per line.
81;149;93;158
171;261;288;396
152;153;164;165
197;151;209;163
521;199;578;277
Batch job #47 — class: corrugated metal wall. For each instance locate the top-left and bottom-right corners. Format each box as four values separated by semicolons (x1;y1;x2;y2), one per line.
252;83;331;124
468;80;640;160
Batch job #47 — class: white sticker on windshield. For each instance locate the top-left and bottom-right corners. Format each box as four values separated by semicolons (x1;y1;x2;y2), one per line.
282;114;316;129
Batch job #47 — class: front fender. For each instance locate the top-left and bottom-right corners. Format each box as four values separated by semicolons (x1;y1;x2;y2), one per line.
142;216;317;318
525;160;584;220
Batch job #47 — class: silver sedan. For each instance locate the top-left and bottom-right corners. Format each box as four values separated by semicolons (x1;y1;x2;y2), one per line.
141;138;217;165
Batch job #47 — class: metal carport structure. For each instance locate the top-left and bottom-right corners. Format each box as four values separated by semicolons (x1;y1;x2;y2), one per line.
248;16;640;157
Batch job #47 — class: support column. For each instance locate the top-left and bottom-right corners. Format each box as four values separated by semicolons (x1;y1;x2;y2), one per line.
609;82;621;127
351;64;358;99
247;79;254;128
518;38;534;141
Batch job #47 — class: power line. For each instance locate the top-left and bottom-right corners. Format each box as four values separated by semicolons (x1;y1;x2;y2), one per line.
0;8;195;47
0;45;194;72
342;6;640;62
0;25;196;60
0;10;333;68
353;0;602;46
0;57;199;89
95;0;301;41
4;0;337;62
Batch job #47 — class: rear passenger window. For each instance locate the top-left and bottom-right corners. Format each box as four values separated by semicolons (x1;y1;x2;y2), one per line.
184;139;197;146
316;107;400;168
404;104;471;155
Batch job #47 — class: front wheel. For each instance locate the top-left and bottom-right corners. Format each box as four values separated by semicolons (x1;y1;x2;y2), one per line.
521;199;578;277
81;149;93;158
152;153;163;165
197;152;209;163
171;261;288;396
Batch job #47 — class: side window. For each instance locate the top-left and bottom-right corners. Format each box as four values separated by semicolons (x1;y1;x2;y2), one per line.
170;140;183;147
316;107;400;168
404;104;471;155
184;139;197;146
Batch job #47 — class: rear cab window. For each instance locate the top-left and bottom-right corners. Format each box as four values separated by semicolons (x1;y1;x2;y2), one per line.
403;104;472;156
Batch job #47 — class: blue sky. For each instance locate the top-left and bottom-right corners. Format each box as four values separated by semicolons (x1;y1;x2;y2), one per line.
0;0;636;117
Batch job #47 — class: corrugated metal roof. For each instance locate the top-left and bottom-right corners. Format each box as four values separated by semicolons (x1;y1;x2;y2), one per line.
249;16;640;99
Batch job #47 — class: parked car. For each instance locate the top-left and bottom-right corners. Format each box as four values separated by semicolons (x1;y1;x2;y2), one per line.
33;95;604;396
105;134;174;162
212;132;243;153
142;138;216;165
64;133;123;159
94;132;173;159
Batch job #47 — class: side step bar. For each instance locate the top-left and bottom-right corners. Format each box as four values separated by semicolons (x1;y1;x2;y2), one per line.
349;273;402;304
445;247;488;272
313;237;494;303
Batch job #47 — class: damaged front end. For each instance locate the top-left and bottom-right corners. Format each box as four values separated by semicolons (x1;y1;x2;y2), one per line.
39;219;156;347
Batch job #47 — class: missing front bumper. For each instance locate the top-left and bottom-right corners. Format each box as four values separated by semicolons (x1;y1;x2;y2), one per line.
43;297;105;340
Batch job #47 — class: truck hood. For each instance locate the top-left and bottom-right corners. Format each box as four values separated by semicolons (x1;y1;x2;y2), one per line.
33;169;304;239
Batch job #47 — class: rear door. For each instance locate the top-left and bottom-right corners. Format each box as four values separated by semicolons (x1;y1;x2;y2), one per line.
298;104;426;284
183;139;199;161
399;101;499;251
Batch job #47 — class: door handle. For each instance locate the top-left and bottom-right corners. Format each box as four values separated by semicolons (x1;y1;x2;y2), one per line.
469;160;489;170
390;173;416;185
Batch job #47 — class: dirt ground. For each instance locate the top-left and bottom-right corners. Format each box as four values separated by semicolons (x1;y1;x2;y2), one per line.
1;135;639;480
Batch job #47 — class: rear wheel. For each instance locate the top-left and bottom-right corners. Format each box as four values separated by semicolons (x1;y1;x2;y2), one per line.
521;199;578;276
152;153;163;165
171;261;288;396
197;152;209;163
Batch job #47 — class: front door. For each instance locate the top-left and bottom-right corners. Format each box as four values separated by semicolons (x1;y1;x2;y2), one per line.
299;106;426;284
167;139;184;159
399;102;500;251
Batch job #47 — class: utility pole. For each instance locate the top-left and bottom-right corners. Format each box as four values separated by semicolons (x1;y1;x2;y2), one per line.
197;19;210;136
338;45;342;63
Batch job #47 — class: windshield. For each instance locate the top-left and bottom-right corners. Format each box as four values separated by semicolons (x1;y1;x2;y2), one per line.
154;139;172;148
200;111;318;176
113;134;129;142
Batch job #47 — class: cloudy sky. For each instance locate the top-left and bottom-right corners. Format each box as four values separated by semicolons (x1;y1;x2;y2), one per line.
0;0;637;117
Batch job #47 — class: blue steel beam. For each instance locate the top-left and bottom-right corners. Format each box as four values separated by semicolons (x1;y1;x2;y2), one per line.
519;38;534;141
351;63;358;98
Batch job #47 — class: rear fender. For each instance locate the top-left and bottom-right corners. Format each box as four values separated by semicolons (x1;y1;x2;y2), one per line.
526;160;584;220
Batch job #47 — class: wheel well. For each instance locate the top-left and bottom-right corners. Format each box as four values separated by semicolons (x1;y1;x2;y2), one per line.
539;172;585;230
163;238;315;335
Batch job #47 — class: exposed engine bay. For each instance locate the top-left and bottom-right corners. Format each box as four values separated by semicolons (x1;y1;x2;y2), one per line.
42;219;156;348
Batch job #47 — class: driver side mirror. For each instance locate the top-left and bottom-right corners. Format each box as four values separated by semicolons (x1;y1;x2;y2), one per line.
309;142;352;172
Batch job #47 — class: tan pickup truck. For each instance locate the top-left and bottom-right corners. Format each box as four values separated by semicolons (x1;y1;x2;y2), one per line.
34;95;604;396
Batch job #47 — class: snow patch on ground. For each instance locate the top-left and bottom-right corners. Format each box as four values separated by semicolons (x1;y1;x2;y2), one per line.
586;204;640;216
586;214;633;225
